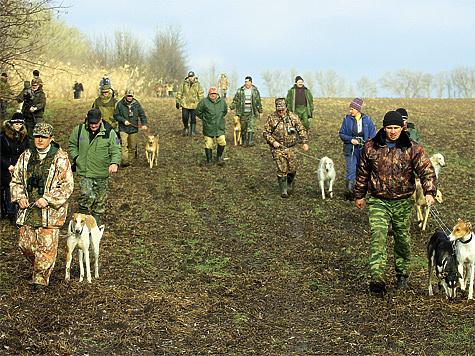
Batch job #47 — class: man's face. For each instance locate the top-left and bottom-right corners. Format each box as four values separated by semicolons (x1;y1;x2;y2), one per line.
34;136;53;150
89;119;102;132
245;80;252;89
209;93;218;100
188;76;195;82
403;119;408;130
384;125;403;142
102;91;110;97
31;83;39;91
296;80;304;88
277;107;287;117
126;95;133;102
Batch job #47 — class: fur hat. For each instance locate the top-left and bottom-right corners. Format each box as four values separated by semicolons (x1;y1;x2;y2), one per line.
349;98;363;112
10;112;24;124
33;123;53;137
383;111;404;127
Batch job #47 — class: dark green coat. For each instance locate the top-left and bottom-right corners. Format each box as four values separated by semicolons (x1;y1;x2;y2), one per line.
113;97;147;134
196;95;228;137
286;85;314;118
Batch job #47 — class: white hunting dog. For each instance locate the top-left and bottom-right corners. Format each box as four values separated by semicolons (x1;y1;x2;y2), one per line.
317;156;336;199
65;213;105;283
145;135;159;168
430;153;446;179
449;219;475;300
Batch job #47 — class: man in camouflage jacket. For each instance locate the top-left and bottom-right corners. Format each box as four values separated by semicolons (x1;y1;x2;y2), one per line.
218;73;230;98
263;98;308;198
176;71;204;136
228;76;263;146
354;111;436;293
10;123;74;289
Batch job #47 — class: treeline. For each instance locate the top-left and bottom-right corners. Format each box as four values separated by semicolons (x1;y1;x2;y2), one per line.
1;1;473;99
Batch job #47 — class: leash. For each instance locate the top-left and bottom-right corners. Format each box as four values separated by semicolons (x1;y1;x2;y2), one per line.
279;145;321;161
429;204;451;235
129;123;150;135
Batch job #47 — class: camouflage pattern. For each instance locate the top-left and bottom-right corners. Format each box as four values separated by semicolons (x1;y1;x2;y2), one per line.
10;142;74;228
32;123;53;137
239;112;255;134
19;225;59;286
368;196;414;278
218;74;230;90
78;176;109;215
176;78;204;109
263;110;308;177
229;84;263;118
354;128;436;201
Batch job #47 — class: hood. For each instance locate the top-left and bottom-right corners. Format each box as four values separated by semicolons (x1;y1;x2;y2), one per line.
2;120;28;142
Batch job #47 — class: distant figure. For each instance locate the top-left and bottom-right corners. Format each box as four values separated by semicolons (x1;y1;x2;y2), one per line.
17;79;46;146
0;72;14;122
218;72;230;98
92;85;119;131
73;81;84;99
32;70;43;88
396;108;421;144
175;71;204;136
286;76;314;131
99;74;113;96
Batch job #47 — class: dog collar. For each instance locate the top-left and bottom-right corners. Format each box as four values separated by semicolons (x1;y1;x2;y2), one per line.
459;232;473;244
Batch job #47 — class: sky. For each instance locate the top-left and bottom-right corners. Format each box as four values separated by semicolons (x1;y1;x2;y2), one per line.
61;0;474;95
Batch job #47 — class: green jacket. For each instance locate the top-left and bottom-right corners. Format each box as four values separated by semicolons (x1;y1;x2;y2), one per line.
68;120;122;179
92;95;118;131
286;85;314;118
196;95;228;137
229;84;263;117
0;78;13;99
176;78;204;109
114;97;147;134
18;86;46;120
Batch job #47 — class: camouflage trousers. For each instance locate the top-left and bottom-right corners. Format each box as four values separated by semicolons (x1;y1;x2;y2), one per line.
239;112;257;133
271;146;297;177
19;225;59;286
368;196;414;279
78;176;109;215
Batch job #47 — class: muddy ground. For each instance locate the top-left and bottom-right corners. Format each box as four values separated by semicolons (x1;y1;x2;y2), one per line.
1;97;474;355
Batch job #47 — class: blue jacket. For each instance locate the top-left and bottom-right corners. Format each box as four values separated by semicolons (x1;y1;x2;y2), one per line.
339;113;376;155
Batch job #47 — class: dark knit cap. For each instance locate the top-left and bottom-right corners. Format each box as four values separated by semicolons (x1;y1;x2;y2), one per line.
245;76;252;82
383;111;404;127
349;98;363;112
396;108;408;119
1;73;7;77
10;112;24;123
295;75;303;83
87;109;102;123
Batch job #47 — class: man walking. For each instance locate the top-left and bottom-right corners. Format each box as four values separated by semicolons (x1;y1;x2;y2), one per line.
92;85;119;131
196;87;228;165
175;71;204;136
286;76;314;131
229;76;263;146
69;109;121;224
17;79;46;146
263;98;308;198
218;72;230;98
354;110;436;293
0;72;14;122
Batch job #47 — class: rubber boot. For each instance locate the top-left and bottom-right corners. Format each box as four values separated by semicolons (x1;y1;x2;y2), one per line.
346;180;355;200
183;126;189;136
205;148;213;164
278;176;288;198
241;133;248;146
8;213;17;228
287;173;295;195
216;145;225;166
92;213;101;225
190;124;196;136
248;132;254;146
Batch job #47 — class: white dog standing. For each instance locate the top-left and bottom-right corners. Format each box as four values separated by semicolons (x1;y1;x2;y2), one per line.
65;213;105;283
317;156;336;199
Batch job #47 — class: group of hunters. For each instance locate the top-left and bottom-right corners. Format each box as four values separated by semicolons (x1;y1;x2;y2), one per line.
0;70;437;294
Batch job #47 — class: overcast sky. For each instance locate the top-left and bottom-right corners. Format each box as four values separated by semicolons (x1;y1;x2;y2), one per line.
62;0;474;94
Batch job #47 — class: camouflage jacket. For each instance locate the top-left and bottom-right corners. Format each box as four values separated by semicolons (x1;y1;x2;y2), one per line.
176;78;204;109
354;128;436;200
218;76;230;89
10;142;74;228
263;111;308;148
229;85;263;117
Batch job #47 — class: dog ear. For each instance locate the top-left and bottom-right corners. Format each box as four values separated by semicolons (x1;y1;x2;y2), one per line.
467;221;472;230
68;219;74;233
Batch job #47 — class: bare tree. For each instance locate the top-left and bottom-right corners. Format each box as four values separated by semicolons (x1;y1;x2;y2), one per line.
261;68;287;97
227;69;239;97
302;70;317;94
420;73;434;98
113;29;145;70
0;0;66;72
88;33;113;68
450;66;474;98
315;69;345;97
356;76;377;97
433;72;447;98
198;60;219;92
148;24;187;83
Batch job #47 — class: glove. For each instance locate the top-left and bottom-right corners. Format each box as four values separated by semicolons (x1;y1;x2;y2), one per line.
176;102;180;110
30;106;37;112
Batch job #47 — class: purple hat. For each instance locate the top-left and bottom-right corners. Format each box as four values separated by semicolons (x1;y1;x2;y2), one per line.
349;98;363;112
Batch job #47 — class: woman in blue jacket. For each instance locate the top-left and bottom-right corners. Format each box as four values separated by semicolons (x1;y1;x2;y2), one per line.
338;98;376;199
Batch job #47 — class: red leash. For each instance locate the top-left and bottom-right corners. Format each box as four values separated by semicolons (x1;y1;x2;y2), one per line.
129;123;150;135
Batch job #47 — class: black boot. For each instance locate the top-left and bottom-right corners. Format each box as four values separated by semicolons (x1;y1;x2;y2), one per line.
205;148;213;164
8;213;17;228
241;133;248;146
183;125;189;136
278;177;288;198
287;173;295;195
248;132;254;146
190;124;196;136
345;180;355;200
216;145;225;166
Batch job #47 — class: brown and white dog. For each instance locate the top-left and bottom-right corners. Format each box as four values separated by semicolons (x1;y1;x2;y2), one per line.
145;135;159;168
65;213;105;283
414;180;443;231
449;219;475;300
233;116;242;146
